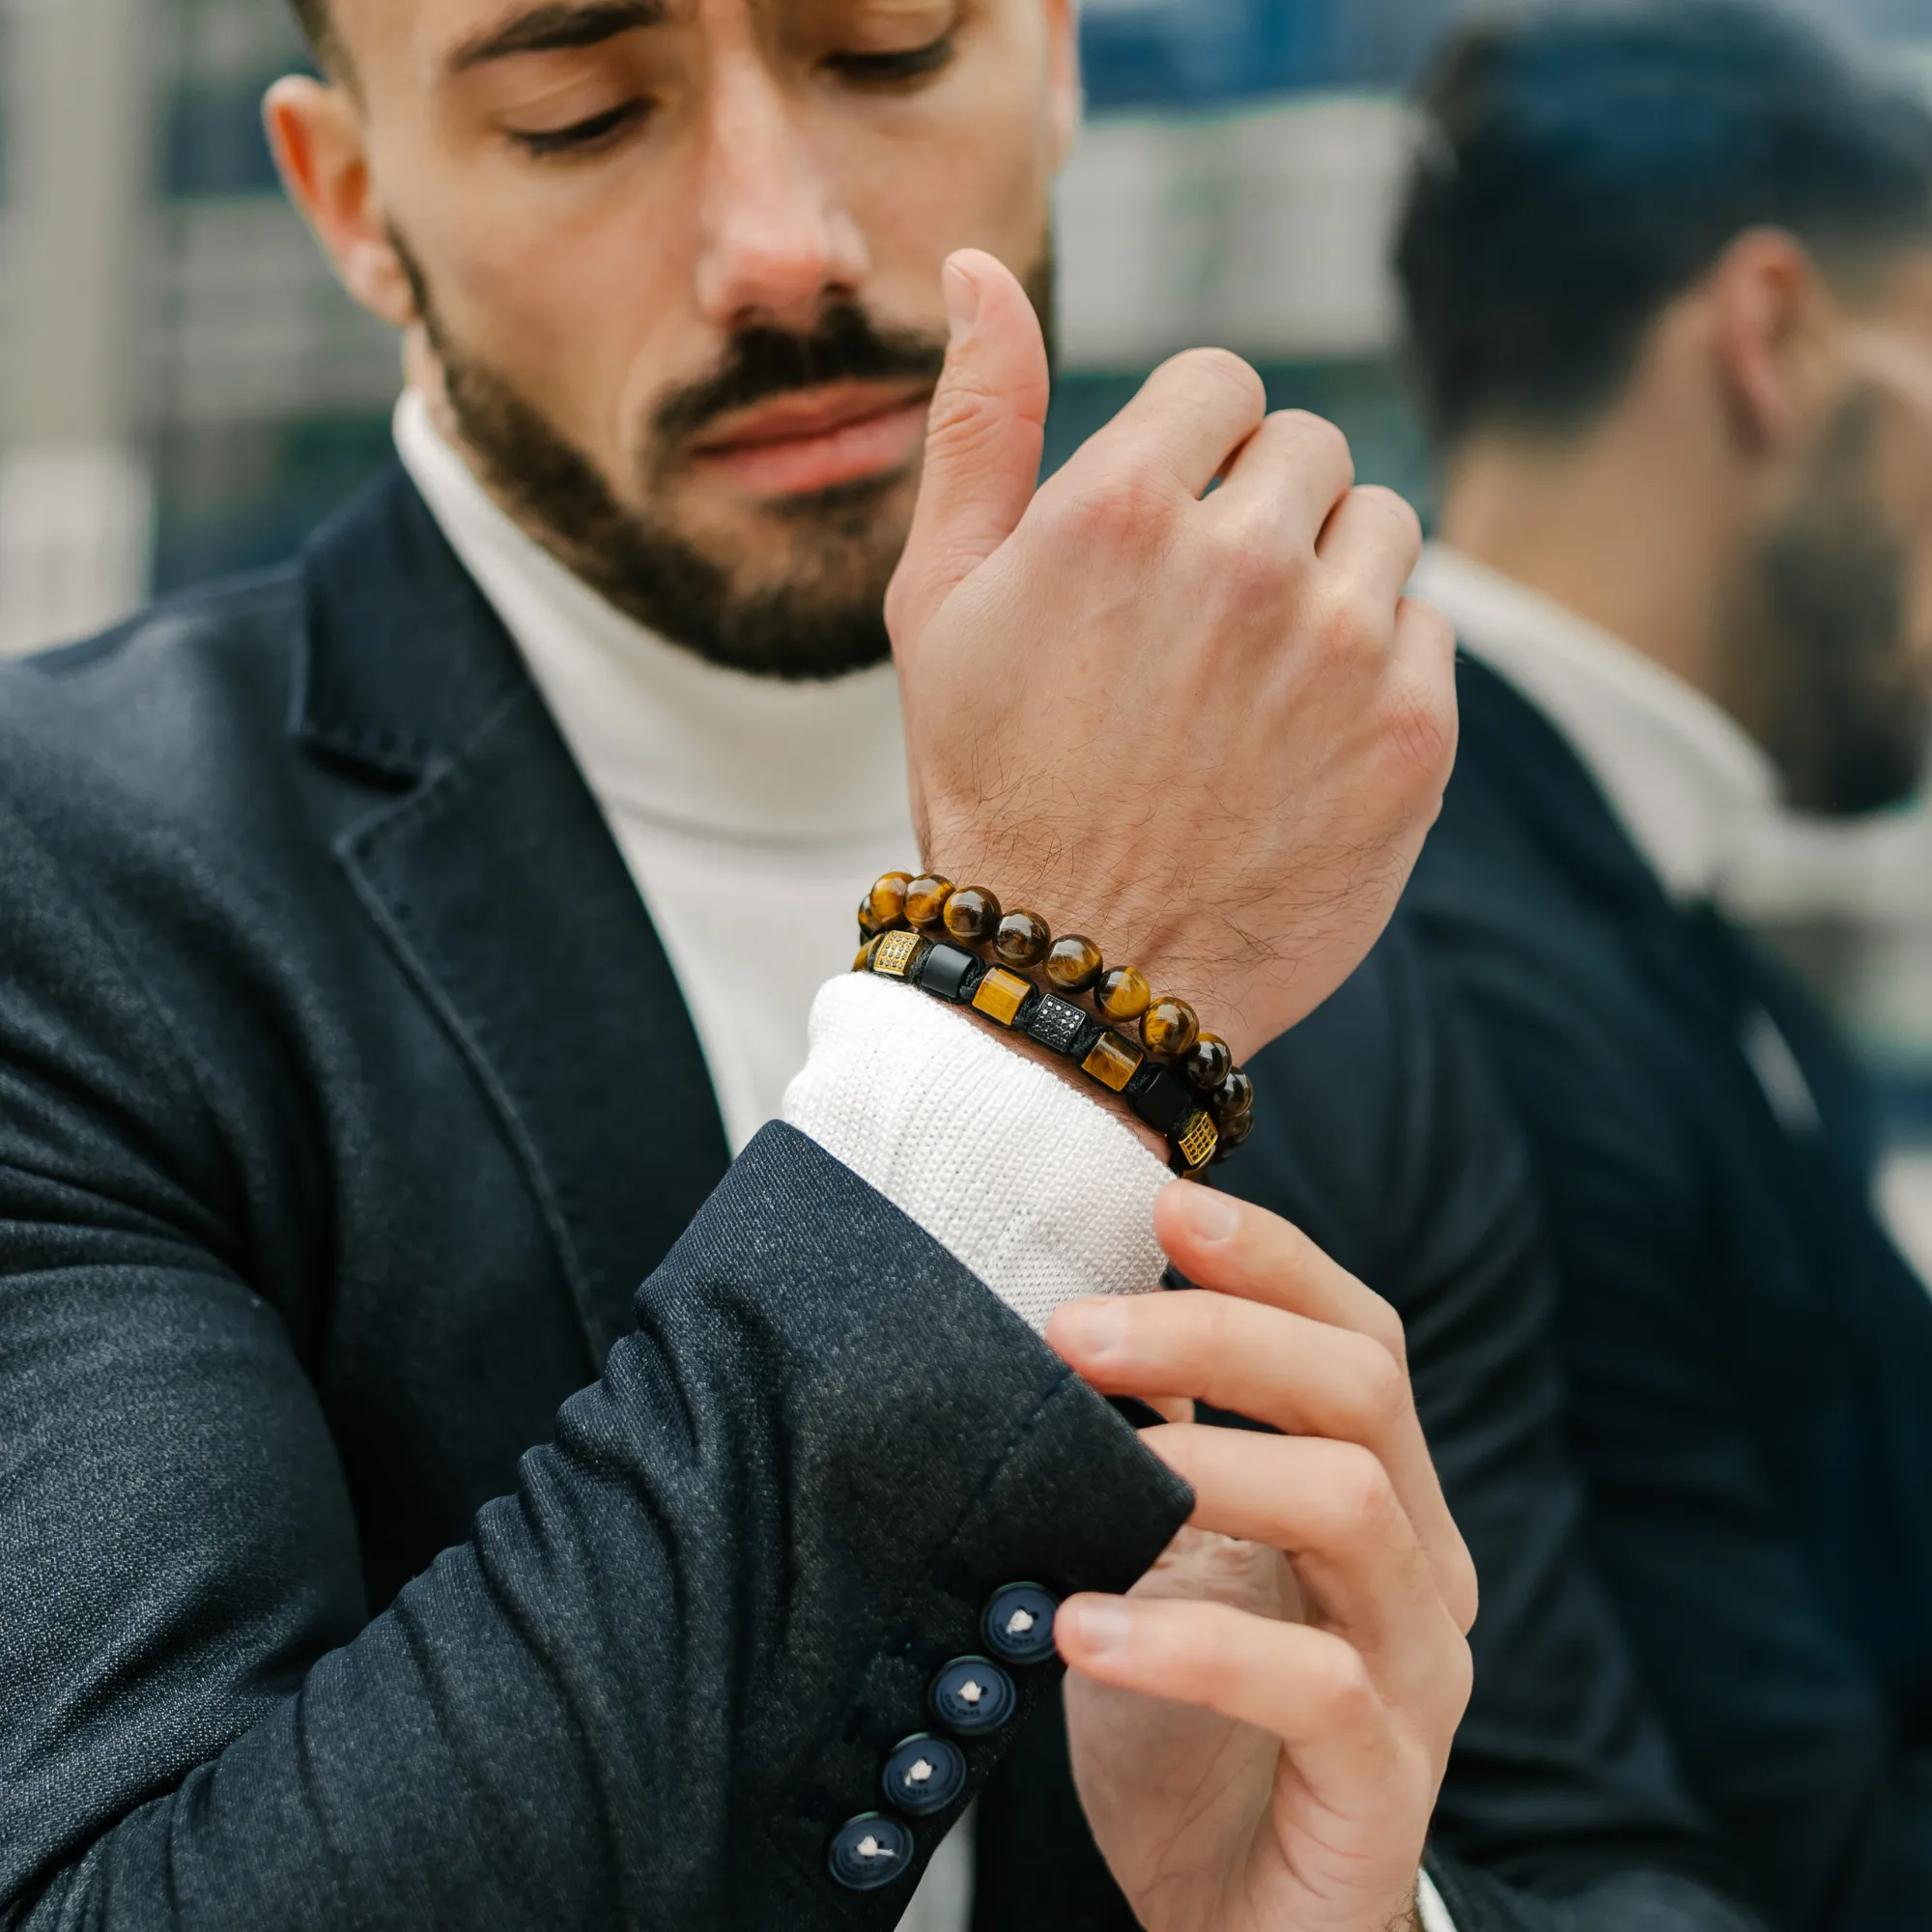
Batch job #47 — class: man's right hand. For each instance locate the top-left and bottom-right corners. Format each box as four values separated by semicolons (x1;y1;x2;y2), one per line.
887;251;1456;1065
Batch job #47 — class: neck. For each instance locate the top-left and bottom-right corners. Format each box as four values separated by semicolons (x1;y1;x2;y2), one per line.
1436;409;1744;708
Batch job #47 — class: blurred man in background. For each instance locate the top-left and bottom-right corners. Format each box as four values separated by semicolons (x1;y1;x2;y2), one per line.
1400;4;1932;1923
0;1;1778;1929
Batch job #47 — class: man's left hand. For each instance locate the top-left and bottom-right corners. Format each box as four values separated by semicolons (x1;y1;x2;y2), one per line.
1046;1185;1477;1932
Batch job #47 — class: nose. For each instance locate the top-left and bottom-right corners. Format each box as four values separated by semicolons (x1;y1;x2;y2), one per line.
693;53;871;334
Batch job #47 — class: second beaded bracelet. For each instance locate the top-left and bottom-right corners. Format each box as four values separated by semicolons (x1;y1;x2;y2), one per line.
855;872;1258;1179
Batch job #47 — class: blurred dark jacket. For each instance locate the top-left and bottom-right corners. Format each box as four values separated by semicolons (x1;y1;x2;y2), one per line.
0;473;1759;1930
1408;652;1932;1930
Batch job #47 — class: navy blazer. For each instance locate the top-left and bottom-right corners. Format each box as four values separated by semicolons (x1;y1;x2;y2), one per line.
1407;655;1932;1929
0;474;1757;1929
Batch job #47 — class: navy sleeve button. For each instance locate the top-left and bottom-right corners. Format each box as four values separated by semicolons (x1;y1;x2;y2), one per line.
829;1813;915;1891
982;1583;1060;1665
882;1732;968;1817
929;1656;1017;1735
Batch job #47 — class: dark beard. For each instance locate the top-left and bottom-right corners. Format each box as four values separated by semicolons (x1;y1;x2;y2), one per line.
392;233;1055;681
1725;387;1931;817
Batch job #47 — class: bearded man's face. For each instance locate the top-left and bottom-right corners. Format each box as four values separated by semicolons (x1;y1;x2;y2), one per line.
270;0;1075;676
1720;298;1932;819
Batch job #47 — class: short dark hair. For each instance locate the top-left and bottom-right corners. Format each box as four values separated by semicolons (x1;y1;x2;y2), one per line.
1396;0;1932;450
289;0;334;63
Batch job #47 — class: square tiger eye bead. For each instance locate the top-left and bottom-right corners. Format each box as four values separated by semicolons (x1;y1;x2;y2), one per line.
1082;1031;1146;1093
872;929;929;980
972;966;1037;1029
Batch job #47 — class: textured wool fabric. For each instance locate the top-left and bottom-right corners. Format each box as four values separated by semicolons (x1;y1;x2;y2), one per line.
785;973;1171;1332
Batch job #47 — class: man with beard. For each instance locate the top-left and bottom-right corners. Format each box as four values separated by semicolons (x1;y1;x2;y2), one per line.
1398;4;1932;1924
0;2;1769;1930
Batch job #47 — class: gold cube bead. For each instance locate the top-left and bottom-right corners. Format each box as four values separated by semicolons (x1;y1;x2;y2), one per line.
1176;1110;1220;1172
873;929;926;980
1082;1032;1145;1094
972;967;1035;1028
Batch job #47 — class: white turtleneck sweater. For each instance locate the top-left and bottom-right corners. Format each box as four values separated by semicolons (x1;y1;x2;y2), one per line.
393;393;1455;1932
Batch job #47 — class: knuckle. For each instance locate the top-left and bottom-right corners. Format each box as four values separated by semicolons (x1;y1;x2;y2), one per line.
1275;409;1355;483
1348;1333;1412;1435
1054;467;1173;547
1350;483;1424;553
1308;583;1380;662
1360;1293;1408;1370
1380;669;1458;789
1166;346;1267;419
1309;1640;1378;1726
1326;1439;1402;1536
1211;513;1295;602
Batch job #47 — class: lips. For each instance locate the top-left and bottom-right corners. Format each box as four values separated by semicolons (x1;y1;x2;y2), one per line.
688;381;933;498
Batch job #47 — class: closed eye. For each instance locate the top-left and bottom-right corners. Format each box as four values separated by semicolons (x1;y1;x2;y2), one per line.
510;99;650;156
827;34;955;85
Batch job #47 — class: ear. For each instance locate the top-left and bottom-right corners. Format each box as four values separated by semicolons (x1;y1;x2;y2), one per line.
1042;0;1083;174
264;76;418;329
1708;228;1840;454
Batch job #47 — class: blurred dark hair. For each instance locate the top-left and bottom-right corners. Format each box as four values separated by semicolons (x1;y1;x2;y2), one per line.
289;0;333;63
1396;0;1932;450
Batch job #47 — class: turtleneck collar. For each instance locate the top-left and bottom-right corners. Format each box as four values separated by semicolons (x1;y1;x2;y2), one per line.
392;389;911;850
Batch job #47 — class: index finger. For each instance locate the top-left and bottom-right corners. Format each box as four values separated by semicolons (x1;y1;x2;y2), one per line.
1047;347;1268;508
1161;1185;1476;1633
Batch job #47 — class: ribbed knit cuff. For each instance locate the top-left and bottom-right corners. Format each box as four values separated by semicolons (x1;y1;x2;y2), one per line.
782;972;1170;1332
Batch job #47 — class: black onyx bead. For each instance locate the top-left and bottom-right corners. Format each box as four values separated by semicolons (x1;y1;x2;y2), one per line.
1182;1032;1234;1094
1127;1065;1197;1137
929;1656;1017;1735
828;1813;915;1891
1211;1070;1256;1125
917;942;986;1005
882;1733;968;1818
982;1583;1060;1665
1023;995;1096;1059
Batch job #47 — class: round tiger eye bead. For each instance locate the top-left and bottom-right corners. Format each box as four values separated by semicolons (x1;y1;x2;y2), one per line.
994;910;1052;970
1182;1032;1234;1094
943;885;1003;946
1044;935;1105;996
854;938;880;972
865;871;913;935
1210;1069;1256;1126
1142;997;1201;1060
905;875;955;929
1095;967;1152;1026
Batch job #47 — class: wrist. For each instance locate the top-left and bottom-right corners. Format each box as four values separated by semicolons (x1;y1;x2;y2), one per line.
859;871;1257;1177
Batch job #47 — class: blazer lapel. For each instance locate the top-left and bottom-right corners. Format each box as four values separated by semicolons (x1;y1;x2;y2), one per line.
292;469;731;1363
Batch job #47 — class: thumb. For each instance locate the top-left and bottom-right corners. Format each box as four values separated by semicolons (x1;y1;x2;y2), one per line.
887;249;1050;648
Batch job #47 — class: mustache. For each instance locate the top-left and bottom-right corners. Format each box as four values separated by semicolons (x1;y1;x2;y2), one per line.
654;302;948;448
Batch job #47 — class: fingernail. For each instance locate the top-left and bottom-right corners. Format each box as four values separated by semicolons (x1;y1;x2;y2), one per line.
943;260;980;348
1171;1182;1240;1244
1052;1297;1130;1361
1066;1597;1134;1656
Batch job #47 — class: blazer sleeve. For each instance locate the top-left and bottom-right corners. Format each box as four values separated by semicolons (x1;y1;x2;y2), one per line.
0;785;1191;1930
1408;880;1932;1930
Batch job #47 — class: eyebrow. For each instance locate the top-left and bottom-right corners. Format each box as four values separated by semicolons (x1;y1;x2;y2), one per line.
447;1;668;73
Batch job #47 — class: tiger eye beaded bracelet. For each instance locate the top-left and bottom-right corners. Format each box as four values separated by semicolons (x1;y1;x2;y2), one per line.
855;872;1257;1179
